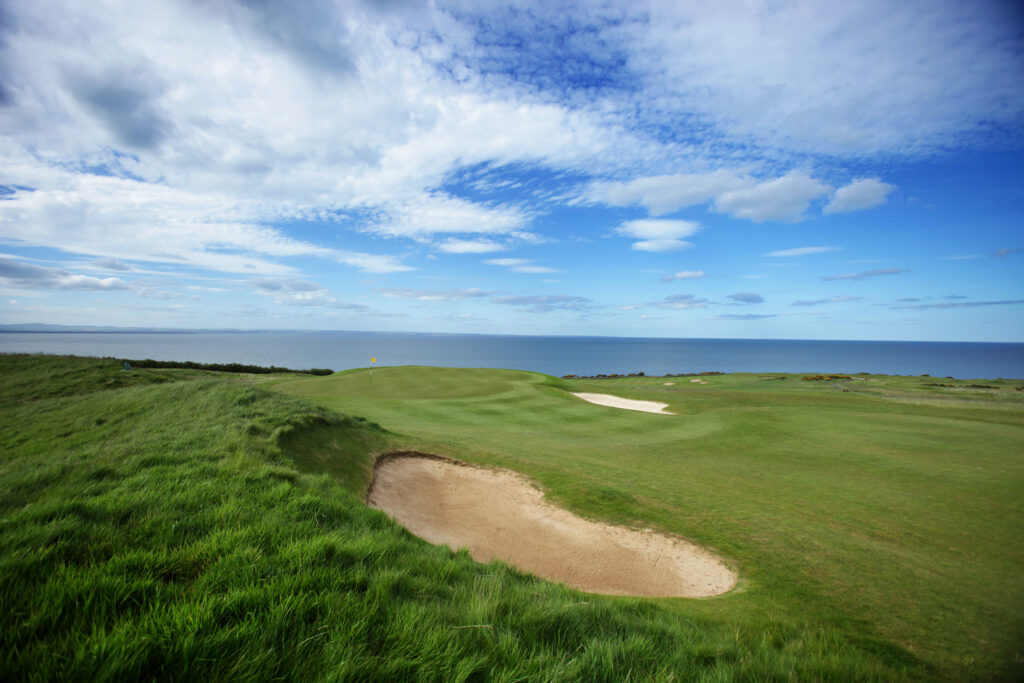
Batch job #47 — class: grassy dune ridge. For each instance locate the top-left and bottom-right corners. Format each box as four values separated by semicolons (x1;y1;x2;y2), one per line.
1;355;1021;680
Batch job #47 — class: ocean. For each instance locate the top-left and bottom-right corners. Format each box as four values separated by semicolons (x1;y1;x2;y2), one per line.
1;332;1022;379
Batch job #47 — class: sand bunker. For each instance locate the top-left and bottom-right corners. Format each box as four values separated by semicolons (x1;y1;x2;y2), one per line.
572;392;674;415
368;453;736;597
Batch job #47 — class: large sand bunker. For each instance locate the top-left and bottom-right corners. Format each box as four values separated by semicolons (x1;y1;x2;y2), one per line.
368;453;736;597
572;392;674;414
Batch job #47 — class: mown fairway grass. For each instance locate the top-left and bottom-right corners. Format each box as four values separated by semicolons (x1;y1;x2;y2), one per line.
1;355;1021;680
274;366;1024;680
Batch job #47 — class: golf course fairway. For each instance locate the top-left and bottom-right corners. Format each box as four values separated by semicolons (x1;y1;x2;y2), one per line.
274;365;1024;680
3;356;1022;680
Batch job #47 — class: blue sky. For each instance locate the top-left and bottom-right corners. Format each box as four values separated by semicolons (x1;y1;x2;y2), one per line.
0;0;1022;341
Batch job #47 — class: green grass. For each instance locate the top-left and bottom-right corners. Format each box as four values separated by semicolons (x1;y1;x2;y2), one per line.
274;367;1024;680
2;355;1022;680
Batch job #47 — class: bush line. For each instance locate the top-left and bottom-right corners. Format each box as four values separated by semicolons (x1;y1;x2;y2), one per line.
125;358;333;375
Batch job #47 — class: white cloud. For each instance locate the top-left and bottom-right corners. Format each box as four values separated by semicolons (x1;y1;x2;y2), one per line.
584;169;863;225
0;257;130;291
584;170;749;215
824;179;896;214
370;193;528;239
92;257;133;271
637;1;1024;156
491;294;592;313
0;1;648;282
713;313;777;320
435;238;507;254
714;172;830;221
626;293;709;310
661;270;706;282
0;170;411;275
821;268;908;281
250;278;367;309
764;246;840;257
512;265;560;274
655;294;708;310
378;287;494;301
791;295;862;306
484;258;559;274
616;218;700;252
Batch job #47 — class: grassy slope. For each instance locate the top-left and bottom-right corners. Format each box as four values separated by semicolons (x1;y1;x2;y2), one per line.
3;355;923;682
274;366;1024;680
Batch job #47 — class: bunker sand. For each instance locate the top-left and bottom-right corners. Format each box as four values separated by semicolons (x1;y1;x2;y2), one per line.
368;453;736;597
572;392;675;414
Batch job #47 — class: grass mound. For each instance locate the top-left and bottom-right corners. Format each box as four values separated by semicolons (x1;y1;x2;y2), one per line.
0;353;174;407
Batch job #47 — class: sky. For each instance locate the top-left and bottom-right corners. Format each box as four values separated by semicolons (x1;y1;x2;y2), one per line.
0;0;1022;341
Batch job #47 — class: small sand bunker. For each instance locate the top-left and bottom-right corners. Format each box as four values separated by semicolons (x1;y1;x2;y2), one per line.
368;454;736;597
572;392;674;415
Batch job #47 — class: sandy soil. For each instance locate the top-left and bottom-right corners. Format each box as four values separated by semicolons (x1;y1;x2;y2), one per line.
368;453;736;598
572;392;674;414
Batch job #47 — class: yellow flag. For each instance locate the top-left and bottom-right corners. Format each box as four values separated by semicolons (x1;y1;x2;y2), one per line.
371;357;376;363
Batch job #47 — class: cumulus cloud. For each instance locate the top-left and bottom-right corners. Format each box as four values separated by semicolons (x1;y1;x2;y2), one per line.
764;246;839;257
713;172;830;221
728;292;764;304
585;169;851;224
616;219;700;252
490;294;592;312
824;178;896;214
661;270;706;282
584;170;749;215
821;268;907;281
0;257;130;291
791;295;862;306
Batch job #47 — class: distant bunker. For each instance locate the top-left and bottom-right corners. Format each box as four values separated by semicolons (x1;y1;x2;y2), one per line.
572;392;675;414
368;453;736;598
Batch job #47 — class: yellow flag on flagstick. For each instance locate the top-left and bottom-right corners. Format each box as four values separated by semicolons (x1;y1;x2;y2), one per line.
371;358;376;363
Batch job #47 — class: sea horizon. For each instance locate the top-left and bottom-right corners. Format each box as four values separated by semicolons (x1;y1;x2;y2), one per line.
2;329;1022;380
